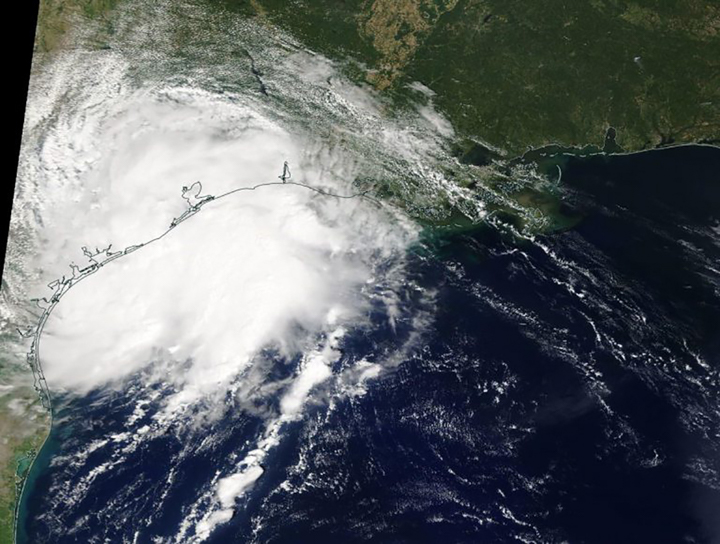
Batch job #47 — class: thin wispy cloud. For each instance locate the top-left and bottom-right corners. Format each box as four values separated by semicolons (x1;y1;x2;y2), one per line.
7;12;458;539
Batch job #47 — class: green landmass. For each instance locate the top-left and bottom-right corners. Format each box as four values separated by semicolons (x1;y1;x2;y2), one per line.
0;385;50;544
34;0;720;155
10;1;717;539
34;0;119;52
29;0;719;234
236;0;720;156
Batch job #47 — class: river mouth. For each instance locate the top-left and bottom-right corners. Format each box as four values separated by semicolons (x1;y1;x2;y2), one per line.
15;144;720;543
7;0;720;540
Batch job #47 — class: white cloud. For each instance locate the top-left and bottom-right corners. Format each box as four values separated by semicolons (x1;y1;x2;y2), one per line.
10;22;455;540
40;86;412;400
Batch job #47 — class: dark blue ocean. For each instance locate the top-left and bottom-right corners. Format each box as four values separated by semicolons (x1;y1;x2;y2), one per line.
19;146;720;543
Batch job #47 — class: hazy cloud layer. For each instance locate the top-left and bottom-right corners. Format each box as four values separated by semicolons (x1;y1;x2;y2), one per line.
9;12;459;539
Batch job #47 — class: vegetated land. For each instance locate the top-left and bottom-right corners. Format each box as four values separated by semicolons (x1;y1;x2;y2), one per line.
243;0;720;156
8;8;714;538
1;1;114;536
6;2;718;541
0;382;50;544
33;0;119;51
33;0;720;154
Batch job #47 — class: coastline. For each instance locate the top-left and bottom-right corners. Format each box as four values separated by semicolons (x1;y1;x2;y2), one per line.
12;141;720;540
11;176;378;543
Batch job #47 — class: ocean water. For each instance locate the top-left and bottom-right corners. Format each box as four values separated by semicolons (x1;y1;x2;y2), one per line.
17;145;720;543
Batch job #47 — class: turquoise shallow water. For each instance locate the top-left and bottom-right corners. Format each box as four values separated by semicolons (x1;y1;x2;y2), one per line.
18;145;720;543
16;423;60;544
